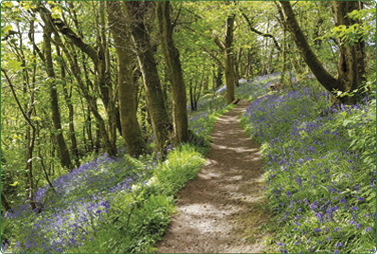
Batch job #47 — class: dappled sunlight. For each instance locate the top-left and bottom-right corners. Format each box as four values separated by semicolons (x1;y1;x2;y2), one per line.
158;101;272;253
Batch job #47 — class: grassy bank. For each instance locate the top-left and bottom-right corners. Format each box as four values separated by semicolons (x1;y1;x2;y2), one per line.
1;95;235;253
241;86;376;253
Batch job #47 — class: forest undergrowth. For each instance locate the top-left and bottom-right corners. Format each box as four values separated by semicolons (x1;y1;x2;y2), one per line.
0;92;235;253
241;77;376;253
1;74;375;254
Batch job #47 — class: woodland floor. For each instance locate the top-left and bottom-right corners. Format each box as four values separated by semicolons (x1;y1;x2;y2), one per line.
157;101;272;253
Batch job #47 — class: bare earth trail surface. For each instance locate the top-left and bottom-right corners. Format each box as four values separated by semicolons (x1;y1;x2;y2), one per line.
157;101;272;253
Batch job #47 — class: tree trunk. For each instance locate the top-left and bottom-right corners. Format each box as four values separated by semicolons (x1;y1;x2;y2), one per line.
214;15;236;104
234;48;242;87
280;30;287;84
98;1;117;151
2;69;37;210
279;1;365;104
216;66;223;88
54;31;117;157
56;46;79;166
332;1;366;104
106;1;147;157
124;1;173;154
189;81;196;112
40;16;73;170
40;2;117;156
157;1;189;145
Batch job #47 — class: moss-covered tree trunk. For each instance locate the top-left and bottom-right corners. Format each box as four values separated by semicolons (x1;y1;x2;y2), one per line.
332;1;366;104
41;18;73;170
124;1;172;154
106;1;147;157
279;1;365;105
56;46;79;165
51;28;117;157
40;3;117;156
157;1;189;145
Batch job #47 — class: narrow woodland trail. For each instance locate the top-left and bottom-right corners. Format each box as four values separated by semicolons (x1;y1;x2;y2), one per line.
157;101;272;253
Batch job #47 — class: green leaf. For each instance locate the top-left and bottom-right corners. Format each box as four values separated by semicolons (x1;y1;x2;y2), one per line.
51;13;60;19
7;59;22;71
2;24;13;34
1;1;14;9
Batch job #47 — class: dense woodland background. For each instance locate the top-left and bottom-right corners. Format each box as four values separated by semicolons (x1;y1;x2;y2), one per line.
1;1;376;253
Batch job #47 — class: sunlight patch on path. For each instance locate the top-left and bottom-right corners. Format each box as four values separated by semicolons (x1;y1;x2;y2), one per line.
157;101;272;253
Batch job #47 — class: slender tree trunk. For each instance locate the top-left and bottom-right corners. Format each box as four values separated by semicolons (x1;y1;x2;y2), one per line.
36;124;56;192
87;109;94;152
280;30;287;84
189;80;196;112
216;66;223;88
2;69;36;210
124;1;173;154
55;32;116;157
98;1;117;151
106;1;147;157
40;15;73;170
267;45;275;74
157;1;189;145
215;15;236;104
224;48;236;103
40;2;117;156
56;46;79;166
234;48;241;87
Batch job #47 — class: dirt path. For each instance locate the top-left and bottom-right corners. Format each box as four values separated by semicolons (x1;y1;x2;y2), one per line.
157;101;272;253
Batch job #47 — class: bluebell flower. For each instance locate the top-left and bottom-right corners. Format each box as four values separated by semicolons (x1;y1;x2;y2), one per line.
336;242;343;249
287;191;291;198
351;206;360;211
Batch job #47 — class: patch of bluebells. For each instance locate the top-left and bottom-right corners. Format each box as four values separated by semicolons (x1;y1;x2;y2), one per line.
188;92;230;147
4;75;247;253
2;153;159;253
188;74;277;147
235;72;281;99
242;86;376;253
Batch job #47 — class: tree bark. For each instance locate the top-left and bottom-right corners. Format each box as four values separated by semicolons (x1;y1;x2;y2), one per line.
2;69;37;210
279;1;339;91
53;29;117;157
124;1;173;154
98;1;117;150
40;3;117;156
106;1;147;157
156;1;189;145
56;46;79;166
280;30;287;84
332;1;366;104
214;14;236;104
279;1;365;104
40;14;73;170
